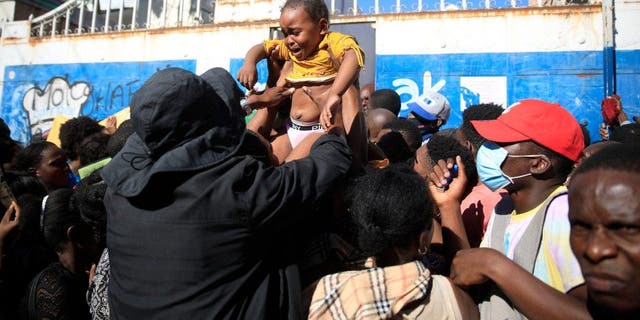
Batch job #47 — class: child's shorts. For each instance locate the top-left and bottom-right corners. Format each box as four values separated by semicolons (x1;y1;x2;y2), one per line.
286;117;324;148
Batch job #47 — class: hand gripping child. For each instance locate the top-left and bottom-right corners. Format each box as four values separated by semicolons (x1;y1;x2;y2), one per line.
237;0;366;165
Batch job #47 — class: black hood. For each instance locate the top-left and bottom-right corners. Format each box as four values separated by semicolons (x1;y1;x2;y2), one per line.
102;67;246;197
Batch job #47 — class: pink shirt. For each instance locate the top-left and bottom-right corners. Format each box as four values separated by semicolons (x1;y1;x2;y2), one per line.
460;183;507;247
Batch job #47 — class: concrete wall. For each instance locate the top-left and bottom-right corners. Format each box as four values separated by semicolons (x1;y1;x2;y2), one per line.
1;3;639;144
0;1;15;22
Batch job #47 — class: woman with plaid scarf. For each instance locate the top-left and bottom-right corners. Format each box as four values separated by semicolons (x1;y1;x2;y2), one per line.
308;164;478;319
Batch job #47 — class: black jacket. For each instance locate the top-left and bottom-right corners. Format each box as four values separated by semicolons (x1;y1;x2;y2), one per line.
105;135;350;319
102;68;351;319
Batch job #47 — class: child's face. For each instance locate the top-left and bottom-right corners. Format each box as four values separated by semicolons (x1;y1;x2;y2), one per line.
279;7;328;60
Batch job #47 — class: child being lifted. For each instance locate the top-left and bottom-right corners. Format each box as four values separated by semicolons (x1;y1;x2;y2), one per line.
237;0;366;166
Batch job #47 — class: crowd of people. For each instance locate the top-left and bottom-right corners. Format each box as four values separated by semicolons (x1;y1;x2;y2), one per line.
1;0;640;319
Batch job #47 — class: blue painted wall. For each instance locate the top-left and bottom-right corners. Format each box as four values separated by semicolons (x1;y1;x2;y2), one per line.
376;50;640;143
335;0;530;14
2;60;195;144
229;58;269;92
7;50;636;146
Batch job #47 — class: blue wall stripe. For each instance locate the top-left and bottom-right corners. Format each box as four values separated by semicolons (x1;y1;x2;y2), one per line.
375;50;640;143
603;45;616;96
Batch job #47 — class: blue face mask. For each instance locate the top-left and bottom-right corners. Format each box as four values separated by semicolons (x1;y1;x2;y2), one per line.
475;142;541;192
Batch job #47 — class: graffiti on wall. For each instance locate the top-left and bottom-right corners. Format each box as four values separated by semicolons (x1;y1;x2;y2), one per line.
2;60;196;144
391;72;508;120
22;76;91;136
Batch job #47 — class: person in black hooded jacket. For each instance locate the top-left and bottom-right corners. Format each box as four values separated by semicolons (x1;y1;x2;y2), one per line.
101;67;351;319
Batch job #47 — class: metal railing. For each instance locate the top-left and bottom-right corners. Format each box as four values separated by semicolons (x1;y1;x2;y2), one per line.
28;0;594;38
30;0;213;37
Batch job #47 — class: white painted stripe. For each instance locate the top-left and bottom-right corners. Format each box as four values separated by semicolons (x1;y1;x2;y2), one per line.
614;3;640;49
376;14;604;55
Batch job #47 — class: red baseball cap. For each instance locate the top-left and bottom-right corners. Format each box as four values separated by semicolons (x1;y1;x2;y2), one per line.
471;99;584;161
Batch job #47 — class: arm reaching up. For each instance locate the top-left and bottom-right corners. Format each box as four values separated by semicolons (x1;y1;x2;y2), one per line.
237;43;268;90
428;156;470;269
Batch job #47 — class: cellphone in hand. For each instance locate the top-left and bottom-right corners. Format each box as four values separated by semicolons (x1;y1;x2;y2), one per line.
443;164;459;190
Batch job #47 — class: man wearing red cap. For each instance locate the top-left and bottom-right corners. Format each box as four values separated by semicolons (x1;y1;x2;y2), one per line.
449;99;589;319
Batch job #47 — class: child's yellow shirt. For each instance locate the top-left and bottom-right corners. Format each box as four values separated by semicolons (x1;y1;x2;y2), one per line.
264;31;365;84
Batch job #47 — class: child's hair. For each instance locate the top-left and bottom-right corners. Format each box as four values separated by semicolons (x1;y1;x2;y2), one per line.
282;0;329;23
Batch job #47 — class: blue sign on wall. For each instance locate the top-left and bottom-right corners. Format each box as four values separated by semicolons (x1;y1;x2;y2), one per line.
1;60;195;144
376;50;640;143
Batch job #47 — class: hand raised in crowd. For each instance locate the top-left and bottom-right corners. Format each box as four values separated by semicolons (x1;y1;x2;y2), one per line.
104;116;118;135
239;44;284;90
428;155;468;207
599;123;609;141
428;155;471;257
237;63;258;91
0;201;20;270
0;201;19;242
613;95;630;124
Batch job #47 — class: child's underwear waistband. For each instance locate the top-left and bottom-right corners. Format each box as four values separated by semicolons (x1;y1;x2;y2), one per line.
287;117;323;131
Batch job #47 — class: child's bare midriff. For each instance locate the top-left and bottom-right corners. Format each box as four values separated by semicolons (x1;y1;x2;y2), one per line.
289;82;332;123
